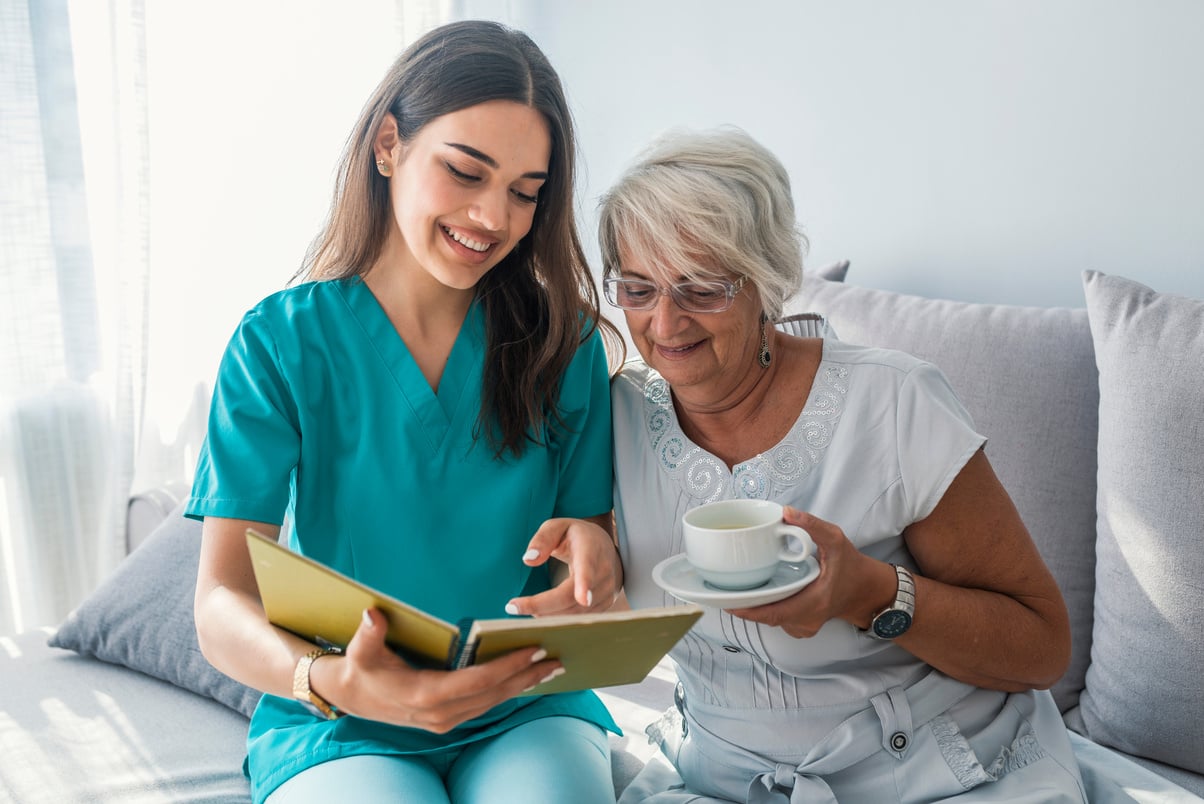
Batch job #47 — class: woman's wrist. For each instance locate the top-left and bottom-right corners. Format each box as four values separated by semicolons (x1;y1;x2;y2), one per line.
304;649;347;718
850;560;900;631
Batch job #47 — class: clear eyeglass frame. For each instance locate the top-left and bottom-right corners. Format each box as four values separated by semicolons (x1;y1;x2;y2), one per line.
603;275;747;314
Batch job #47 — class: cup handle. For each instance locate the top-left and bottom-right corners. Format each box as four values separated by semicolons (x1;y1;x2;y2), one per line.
777;525;814;563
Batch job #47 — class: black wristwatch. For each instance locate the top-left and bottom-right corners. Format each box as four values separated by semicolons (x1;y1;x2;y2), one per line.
866;564;915;640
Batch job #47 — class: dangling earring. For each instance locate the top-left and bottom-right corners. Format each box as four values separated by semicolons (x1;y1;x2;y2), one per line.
376;158;390;176
759;314;772;368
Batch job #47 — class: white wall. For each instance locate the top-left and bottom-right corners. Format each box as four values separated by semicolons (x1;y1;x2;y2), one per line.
466;0;1204;308
134;0;411;485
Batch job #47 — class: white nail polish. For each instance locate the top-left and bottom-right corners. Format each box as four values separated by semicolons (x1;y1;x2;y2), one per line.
586;590;594;607
540;667;566;684
522;549;540;562
530;648;548;663
505;603;519;615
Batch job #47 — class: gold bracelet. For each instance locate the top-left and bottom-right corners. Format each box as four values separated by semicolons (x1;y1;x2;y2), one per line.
292;647;344;720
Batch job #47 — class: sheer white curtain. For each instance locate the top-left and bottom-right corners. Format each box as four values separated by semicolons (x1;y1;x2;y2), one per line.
1;0;451;634
0;0;147;635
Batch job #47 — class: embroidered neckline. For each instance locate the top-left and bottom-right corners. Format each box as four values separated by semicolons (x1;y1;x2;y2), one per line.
643;362;849;503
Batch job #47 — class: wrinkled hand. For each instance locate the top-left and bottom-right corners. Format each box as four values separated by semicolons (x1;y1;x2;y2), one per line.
725;506;879;638
324;608;565;732
505;516;622;616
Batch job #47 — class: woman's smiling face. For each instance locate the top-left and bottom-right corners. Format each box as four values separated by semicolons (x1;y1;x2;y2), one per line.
619;250;763;398
377;99;551;290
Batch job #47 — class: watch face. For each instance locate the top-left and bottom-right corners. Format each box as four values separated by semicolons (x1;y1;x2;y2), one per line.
872;609;912;639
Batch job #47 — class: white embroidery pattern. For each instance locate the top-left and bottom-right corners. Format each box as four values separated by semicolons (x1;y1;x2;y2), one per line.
643;364;849;503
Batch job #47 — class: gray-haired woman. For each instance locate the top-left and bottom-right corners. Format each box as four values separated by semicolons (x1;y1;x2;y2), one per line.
603;127;1086;803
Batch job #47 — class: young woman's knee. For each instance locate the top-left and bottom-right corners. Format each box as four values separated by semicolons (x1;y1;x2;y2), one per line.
449;717;615;804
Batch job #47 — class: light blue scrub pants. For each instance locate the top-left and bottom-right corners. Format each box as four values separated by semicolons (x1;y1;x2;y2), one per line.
265;716;614;804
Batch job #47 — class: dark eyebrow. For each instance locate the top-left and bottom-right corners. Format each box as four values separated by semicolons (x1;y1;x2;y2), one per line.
446;142;549;180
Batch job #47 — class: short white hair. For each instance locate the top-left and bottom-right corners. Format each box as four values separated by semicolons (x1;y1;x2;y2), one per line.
597;126;808;320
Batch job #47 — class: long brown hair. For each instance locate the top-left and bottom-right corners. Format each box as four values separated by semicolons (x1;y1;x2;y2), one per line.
298;20;619;457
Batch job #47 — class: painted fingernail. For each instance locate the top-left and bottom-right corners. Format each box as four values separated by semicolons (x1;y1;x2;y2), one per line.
530;648;548;663
586;590;594;607
362;609;372;628
522;549;540;562
540;667;566;685
505;602;519;615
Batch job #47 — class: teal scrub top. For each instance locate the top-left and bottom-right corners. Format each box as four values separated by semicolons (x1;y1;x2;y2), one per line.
185;278;618;802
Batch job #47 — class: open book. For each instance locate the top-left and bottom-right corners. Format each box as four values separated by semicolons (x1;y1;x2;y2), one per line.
246;530;701;695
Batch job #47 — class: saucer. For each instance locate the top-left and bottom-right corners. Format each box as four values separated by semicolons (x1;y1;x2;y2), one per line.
651;553;821;608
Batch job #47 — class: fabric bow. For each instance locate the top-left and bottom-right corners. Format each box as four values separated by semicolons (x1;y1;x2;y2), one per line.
748;763;838;804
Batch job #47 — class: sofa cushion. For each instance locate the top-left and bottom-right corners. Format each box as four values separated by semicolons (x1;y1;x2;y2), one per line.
1078;271;1204;777
49;504;262;718
788;277;1099;713
1;627;251;802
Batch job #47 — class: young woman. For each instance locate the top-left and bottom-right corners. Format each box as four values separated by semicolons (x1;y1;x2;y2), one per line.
186;21;623;804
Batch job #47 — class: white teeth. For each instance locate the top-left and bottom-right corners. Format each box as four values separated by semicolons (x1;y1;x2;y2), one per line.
443;226;490;252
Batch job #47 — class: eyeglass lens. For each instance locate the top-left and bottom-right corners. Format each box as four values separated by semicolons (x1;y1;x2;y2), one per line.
604;278;741;313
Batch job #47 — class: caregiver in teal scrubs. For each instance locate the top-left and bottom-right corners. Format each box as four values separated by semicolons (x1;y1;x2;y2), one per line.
185;21;624;804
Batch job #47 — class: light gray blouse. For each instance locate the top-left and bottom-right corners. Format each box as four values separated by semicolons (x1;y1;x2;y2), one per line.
615;338;985;724
613;339;1086;802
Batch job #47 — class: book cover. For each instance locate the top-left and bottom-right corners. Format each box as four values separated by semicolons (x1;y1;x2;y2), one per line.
246;529;701;695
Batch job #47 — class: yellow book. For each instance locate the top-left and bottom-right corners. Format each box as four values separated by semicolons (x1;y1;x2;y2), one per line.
246;529;701;695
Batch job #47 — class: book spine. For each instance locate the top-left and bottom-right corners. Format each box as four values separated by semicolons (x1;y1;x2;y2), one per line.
452;618;477;669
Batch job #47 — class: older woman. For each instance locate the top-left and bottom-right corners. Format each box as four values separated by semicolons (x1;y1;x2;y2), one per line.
601;127;1086;803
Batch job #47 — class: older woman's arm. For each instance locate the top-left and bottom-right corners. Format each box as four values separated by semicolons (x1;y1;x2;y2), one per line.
730;449;1071;692
889;448;1072;690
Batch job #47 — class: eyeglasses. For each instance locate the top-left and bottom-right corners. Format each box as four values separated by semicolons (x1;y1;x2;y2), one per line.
603;275;747;313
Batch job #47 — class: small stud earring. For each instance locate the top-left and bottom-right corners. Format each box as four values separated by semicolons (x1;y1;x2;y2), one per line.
376;158;390;176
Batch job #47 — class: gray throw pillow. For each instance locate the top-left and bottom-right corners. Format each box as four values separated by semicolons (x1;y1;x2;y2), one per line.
788;277;1100;714
49;504;261;718
1078;271;1204;776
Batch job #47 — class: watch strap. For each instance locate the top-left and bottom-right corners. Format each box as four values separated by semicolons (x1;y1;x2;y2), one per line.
867;563;916;640
292;647;344;720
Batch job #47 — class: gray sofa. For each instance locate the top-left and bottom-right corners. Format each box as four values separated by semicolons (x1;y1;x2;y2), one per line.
3;270;1201;803
0;486;674;803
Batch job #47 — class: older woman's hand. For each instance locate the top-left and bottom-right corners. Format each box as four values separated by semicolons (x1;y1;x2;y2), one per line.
724;506;890;637
726;452;1073;692
504;514;623;617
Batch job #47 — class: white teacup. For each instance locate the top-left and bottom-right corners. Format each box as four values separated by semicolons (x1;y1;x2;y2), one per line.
682;500;814;591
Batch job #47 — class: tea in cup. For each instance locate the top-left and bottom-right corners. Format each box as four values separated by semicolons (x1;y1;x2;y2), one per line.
682;499;814;590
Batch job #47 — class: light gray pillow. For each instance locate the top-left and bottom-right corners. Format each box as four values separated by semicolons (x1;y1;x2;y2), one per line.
789;277;1100;713
49;504;261;718
1078;271;1204;776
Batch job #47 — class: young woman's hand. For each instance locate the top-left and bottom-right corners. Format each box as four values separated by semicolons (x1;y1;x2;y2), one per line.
504;514;622;616
312;607;565;732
